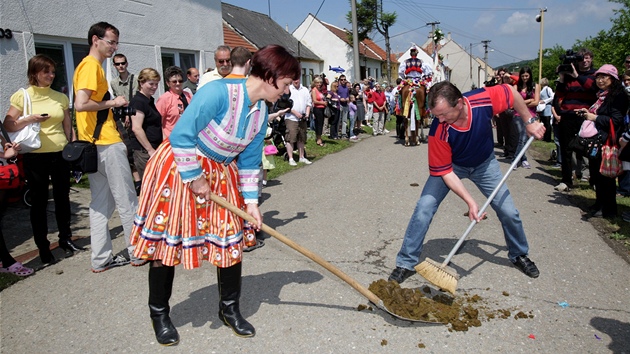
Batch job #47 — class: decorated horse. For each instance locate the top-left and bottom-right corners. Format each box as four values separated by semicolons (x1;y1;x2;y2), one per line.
396;79;431;146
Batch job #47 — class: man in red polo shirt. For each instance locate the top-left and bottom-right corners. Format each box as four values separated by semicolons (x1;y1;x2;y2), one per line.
371;84;387;135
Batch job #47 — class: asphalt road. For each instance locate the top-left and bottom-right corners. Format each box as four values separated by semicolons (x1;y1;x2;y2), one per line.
1;132;629;353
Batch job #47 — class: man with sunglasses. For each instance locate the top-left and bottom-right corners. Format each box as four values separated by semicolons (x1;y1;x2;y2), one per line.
198;45;232;89
73;22;143;272
110;53;142;195
110;54;133;99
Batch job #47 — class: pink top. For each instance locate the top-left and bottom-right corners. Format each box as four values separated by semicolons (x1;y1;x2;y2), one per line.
156;90;193;138
313;89;326;108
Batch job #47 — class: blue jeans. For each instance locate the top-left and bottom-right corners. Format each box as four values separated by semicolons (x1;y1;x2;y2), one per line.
349;114;357;138
512;115;528;164
339;105;349;137
395;155;529;270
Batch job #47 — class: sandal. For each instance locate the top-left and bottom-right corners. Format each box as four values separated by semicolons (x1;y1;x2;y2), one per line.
0;262;34;277
317;142;326;147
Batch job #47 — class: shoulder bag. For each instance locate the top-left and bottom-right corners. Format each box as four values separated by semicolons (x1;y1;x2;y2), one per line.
8;88;41;153
600;118;622;178
568;118;602;155
62;92;111;173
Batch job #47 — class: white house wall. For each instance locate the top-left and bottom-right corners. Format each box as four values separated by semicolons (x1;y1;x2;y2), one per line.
438;41;494;91
294;15;371;84
0;0;223;113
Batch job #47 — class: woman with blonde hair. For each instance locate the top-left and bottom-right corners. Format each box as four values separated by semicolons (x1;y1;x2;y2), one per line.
129;68;162;181
311;77;327;146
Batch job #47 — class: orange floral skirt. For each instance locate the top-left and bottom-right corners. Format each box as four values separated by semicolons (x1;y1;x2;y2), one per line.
130;141;256;269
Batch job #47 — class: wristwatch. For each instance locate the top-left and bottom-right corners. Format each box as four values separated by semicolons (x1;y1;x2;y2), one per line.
524;117;538;126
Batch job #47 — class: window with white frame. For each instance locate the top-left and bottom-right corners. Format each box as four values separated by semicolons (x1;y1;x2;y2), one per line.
161;51;197;78
34;40;89;99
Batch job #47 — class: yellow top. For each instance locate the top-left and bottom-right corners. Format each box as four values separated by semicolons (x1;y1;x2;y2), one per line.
10;86;69;153
73;55;122;145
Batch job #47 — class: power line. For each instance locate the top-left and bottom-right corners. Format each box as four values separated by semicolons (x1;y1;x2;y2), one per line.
297;0;327;42
385;0;537;12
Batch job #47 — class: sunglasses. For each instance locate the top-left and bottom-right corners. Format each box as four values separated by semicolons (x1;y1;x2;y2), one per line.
625;60;630;64
217;59;231;64
169;79;184;83
113;62;127;66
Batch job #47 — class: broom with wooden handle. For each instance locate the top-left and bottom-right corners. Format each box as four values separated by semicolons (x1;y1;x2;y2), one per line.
415;135;535;294
207;193;429;322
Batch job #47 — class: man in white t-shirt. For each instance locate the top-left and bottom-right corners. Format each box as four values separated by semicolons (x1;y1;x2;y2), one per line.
284;78;312;166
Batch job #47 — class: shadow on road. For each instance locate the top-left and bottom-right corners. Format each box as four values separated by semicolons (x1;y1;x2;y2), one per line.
590;316;630;352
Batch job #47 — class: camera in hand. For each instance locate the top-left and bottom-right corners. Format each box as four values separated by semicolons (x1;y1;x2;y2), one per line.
112;106;136;120
557;50;584;73
275;93;293;111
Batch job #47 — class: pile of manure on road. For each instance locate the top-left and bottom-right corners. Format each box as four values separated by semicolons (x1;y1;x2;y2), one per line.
366;279;532;332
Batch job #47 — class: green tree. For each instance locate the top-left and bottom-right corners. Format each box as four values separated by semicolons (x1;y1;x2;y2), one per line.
521;0;630;88
576;0;630;69
528;45;567;89
346;0;397;83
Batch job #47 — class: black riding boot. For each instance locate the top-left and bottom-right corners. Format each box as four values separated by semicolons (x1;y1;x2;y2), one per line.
217;262;255;337
148;264;179;346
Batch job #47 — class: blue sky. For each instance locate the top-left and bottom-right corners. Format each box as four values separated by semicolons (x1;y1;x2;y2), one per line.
223;0;620;67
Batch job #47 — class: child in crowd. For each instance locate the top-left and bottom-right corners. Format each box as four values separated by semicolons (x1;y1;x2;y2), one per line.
0;141;34;277
261;125;276;193
348;95;359;141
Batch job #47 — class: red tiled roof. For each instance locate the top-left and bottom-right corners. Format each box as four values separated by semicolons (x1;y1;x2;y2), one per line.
222;23;257;53
322;23;384;61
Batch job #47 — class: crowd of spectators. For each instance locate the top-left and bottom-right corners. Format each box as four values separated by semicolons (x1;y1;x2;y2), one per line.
490;48;630;222
9;34;630;280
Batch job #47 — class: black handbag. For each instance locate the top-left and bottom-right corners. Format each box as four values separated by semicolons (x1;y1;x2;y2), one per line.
62;92;110;173
62;140;98;173
568;134;602;157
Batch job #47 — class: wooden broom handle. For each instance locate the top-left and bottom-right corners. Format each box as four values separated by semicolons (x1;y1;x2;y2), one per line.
208;193;382;305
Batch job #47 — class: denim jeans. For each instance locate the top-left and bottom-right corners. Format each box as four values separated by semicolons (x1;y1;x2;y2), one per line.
512;114;528;164
349;113;357;138
395;155;529;270
339;105;349;137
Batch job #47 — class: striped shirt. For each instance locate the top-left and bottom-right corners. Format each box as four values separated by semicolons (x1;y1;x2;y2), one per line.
170;78;267;203
428;84;513;176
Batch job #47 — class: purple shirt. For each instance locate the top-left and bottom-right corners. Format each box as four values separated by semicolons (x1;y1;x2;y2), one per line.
337;84;349;106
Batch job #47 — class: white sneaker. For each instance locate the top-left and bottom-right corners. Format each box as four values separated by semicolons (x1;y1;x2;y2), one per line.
384;129;390;134
554;182;568;191
289;159;297;166
522;161;531;169
299;157;312;165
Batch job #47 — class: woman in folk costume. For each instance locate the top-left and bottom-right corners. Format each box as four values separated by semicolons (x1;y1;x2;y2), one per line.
130;45;300;346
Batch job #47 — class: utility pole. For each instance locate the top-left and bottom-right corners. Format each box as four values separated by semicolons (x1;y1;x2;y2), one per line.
426;21;440;76
482;40;491;84
536;8;547;83
469;43;473;82
351;0;360;82
426;21;440;38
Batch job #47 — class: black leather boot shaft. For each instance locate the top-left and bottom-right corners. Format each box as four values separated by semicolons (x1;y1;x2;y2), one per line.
217;263;255;337
149;265;179;346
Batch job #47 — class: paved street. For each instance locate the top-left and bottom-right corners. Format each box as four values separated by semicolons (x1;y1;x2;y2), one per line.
1;132;629;353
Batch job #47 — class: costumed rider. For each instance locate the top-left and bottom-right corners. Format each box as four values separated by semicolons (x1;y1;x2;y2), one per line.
398;47;433;87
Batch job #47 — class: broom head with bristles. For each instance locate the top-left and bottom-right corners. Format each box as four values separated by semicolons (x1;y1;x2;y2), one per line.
415;258;460;295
